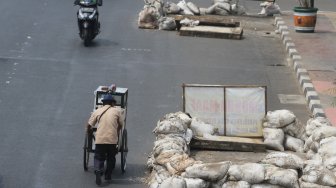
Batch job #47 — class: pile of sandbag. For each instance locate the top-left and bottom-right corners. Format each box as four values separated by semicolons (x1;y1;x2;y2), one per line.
300;117;336;187
138;0;247;29
224;152;304;188
262;110;307;152
165;0;246;16
148;111;233;188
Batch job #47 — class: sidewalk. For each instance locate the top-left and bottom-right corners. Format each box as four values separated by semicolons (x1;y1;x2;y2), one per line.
274;11;336;126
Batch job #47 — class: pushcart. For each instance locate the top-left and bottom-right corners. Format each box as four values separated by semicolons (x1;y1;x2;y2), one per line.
83;84;128;173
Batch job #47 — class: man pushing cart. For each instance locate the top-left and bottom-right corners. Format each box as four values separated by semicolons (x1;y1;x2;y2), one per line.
84;84;128;185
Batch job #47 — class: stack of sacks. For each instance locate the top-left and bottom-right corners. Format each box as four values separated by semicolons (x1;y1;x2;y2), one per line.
148;112;233;188
301;117;336;187
224;152;303;188
258;152;303;188
262;110;306;152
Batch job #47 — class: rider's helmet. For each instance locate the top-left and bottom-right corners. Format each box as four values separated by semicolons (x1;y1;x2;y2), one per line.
102;94;116;103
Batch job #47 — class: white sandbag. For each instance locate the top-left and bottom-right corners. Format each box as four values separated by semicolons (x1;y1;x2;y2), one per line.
153;139;186;157
324;156;336;171
153;165;171;184
214;7;229;16
180;18;199;27
185;128;193;144
155;150;185;165
251;184;284;188
302;162;336;186
184;178;210;188
306;117;331;136
163;2;181;14
159;17;176;30
306;149;317;160
299;178;332;188
184;161;231;181
165;154;196;174
160;176;187;188
190;117;218;137
318;137;336;159
177;0;194;15
303;135;313;152
213;0;231;4
282;119;307;141
230;4;246;15
138;6;160;29
153;117;186;135
199;8;207;15
258;2;281;16
261;152;304;169
186;2;200;15
284;135;304;152
222;181;250;188
205;4;217;14
228;163;265;184
266;168;299;188
216;2;231;12
263;128;284;151
312;126;336;142
263;110;296;128
176;112;192;127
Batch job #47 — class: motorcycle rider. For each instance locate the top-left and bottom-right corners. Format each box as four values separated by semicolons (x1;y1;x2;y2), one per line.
86;94;124;185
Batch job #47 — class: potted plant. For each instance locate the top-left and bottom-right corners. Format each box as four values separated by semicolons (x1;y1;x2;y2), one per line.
293;0;318;32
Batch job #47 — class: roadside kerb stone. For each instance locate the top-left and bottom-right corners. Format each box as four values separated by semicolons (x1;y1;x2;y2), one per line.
274;16;326;118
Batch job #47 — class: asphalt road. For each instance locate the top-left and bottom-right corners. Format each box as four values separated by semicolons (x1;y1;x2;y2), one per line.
0;0;335;187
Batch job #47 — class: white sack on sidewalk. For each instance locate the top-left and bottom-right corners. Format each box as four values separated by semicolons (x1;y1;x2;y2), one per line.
228;163;265;184
263;128;284;151
222;181;250;188
312;126;336;142
230;4;246;15
186;2;200;15
180;18;200;27
264;166;299;188
184;178;209;188
138;6;160;29
324;156;336;171
153;117;186;135
284;135;304;152
299;178;332;188
159;17;176;30
302;162;336;187
306;117;331;136
213;0;231;4
177;0;194;15
163;2;181;14
318;136;336;159
282;119;307;141
261;152;304;169
251;184;284;188
184;161;231;181
164;154;196;174
258;2;281;16
263;110;296;128
160;176;187;188
190;117;218;137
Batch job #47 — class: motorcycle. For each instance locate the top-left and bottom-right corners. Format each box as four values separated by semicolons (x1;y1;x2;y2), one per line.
74;0;102;46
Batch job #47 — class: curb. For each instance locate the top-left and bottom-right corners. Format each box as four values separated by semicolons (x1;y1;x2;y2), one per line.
274;16;326;118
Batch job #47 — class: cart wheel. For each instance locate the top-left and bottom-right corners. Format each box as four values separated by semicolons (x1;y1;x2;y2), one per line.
83;133;90;171
120;129;128;173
